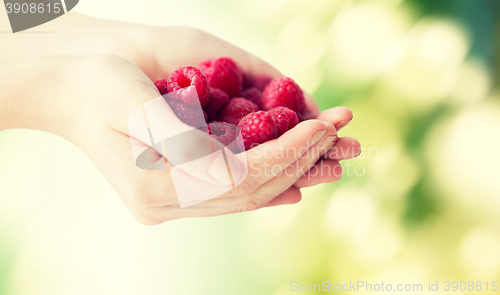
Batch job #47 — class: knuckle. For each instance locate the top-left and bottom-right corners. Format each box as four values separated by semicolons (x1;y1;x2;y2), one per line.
231;177;260;196
231;198;260;213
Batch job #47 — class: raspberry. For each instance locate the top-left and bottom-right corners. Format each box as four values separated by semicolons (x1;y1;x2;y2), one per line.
242;72;254;90
168;100;207;127
199;124;210;134
297;111;306;122
219;97;259;125
267;107;299;137
262;77;305;112
251;75;273;91
200;121;244;153
167;66;209;107
203;87;229;122
238;111;275;150
242;87;262;108
154;78;169;95
199;57;243;98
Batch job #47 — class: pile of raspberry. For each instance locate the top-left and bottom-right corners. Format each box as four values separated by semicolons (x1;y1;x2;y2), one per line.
154;57;305;151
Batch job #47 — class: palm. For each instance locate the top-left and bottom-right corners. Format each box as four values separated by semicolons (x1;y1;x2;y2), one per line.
116;26;359;197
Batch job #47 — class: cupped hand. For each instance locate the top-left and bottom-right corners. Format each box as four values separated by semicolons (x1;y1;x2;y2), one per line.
37;16;361;224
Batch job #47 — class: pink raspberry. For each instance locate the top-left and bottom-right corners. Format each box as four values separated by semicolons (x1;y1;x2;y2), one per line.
238;111;275;150
167;66;209;107
297;111;307;122
262;77;305;112
168;100;207;127
267;107;299;137
242;72;254;90
251;75;273;91
199;57;243;98
154;78;169;95
219;97;259;125
242;87;262;109
200;121;244;153
203;87;229;122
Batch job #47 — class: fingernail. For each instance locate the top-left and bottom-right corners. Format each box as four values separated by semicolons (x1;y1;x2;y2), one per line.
310;129;327;146
336;120;351;131
355;148;362;157
320;135;337;152
326;136;338;150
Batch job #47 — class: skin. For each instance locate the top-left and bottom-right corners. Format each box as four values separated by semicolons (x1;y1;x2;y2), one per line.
0;13;361;225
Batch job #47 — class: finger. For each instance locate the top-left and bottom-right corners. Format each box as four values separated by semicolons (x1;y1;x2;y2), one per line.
148;186;300;224
301;92;321;120
264;186;302;207
235;120;335;196
315;107;353;131
324;137;361;160
249;129;338;201
294;160;343;188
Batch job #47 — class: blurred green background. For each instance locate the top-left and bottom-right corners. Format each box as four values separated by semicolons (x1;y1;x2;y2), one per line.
1;0;500;294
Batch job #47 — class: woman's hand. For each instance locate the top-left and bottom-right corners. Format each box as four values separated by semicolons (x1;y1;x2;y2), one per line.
0;14;361;224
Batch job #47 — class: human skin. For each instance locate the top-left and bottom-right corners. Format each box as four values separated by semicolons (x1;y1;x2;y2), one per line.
0;13;361;224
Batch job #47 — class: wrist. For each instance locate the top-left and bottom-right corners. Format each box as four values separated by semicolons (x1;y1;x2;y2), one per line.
0;57;79;137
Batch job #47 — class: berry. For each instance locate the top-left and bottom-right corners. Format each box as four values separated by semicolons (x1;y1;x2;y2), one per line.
203;87;229;122
242;87;262;108
168;100;207;127
267;107;298;137
219;97;259;125
242;72;254;90
297;111;306;122
262;77;305;112
200;121;244;153
199;57;243;98
154;79;169;95
251;75;273;91
199;124;210;134
167;66;209;107
238;111;275;150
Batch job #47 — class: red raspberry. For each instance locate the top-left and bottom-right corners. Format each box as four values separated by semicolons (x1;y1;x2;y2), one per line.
154;78;169;95
242;72;254;90
167;66;209;107
242;87;262;109
262;77;305;112
267;107;298;137
238;111;275;150
203;87;229;122
251;75;273;91
219;97;259;125
199;124;210;134
168;100;207;127
200;121;244;153
243;74;273;91
297;111;307;122
199;57;243;98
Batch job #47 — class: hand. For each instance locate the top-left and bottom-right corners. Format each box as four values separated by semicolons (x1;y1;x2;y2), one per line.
0;15;361;224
